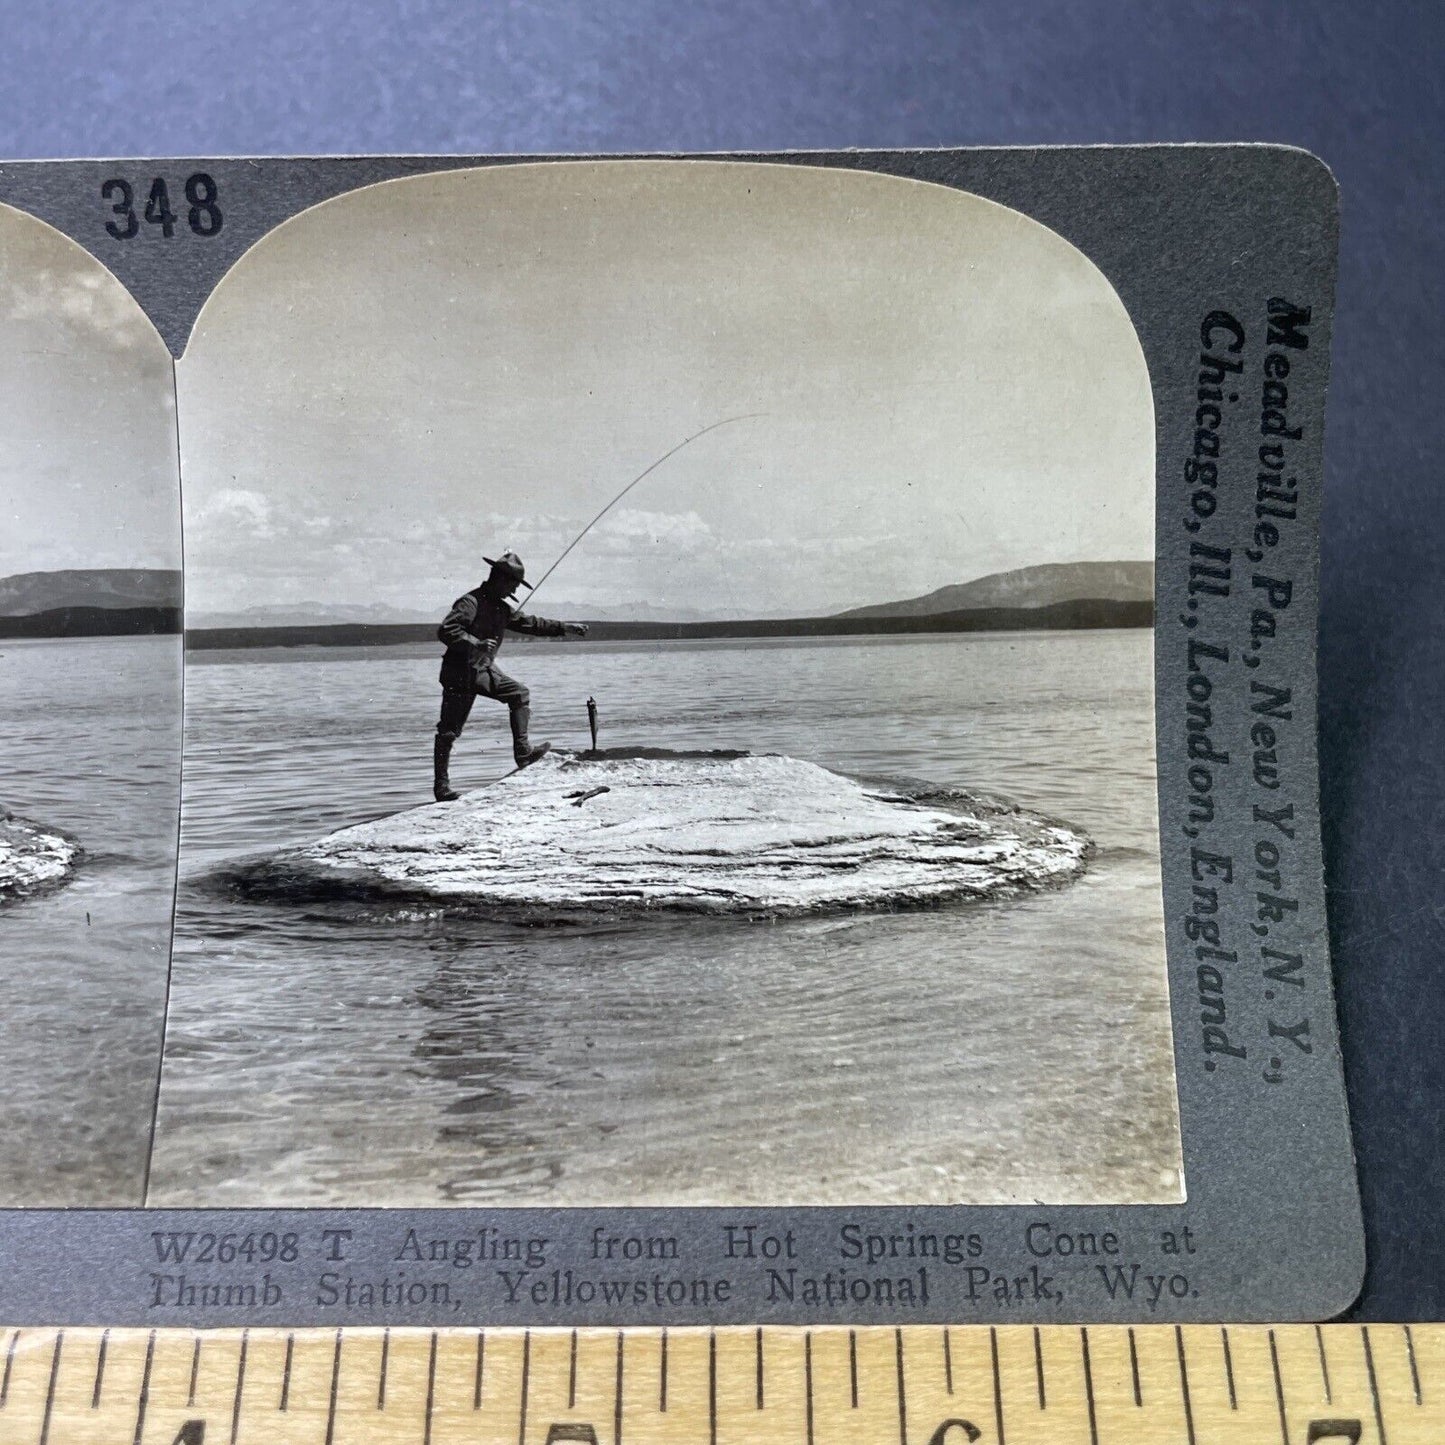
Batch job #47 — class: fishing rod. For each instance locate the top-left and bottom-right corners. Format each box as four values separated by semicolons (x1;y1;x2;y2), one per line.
522;412;767;607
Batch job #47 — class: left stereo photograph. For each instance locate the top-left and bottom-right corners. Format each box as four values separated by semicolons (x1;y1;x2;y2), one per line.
0;203;182;1204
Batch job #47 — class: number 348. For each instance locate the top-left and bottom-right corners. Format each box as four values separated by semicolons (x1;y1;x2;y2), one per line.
102;174;222;239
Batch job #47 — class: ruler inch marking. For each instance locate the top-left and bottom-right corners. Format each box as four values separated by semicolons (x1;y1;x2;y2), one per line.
569;1328;578;1411
38;1330;62;1445
708;1328;717;1445
1175;1324;1196;1445
1128;1326;1143;1407
187;1334;201;1409
614;1329;624;1445
1269;1328;1291;1445
518;1329;531;1445
1034;1326;1046;1409
230;1327;249;1445
0;1328;17;1407
323;1327;342;1445
943;1326;953;1396
849;1328;858;1408
474;1329;485;1409
280;1332;294;1412
1081;1327;1098;1445
132;1329;156;1445
755;1327;764;1410
895;1327;908;1445
659;1327;667;1412
92;1326;110;1408
804;1331;815;1445
424;1331;437;1445
378;1325;389;1409
1223;1325;1238;1410
990;1326;1006;1445
1363;1325;1389;1445
1404;1324;1422;1405
1316;1321;1333;1404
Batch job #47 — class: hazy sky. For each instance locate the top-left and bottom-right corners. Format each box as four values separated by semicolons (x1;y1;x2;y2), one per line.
0;205;179;577
179;161;1152;616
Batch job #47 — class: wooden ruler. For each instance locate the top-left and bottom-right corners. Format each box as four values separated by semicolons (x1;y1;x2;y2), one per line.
0;1324;1435;1444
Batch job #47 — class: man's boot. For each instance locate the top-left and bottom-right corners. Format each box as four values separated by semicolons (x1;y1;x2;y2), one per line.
510;703;551;769
433;735;459;802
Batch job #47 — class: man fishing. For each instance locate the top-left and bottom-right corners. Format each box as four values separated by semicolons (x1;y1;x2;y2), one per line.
433;551;589;801
430;416;760;802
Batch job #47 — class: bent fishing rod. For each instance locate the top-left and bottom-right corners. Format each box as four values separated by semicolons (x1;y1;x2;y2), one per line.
470;412;764;775
520;412;767;607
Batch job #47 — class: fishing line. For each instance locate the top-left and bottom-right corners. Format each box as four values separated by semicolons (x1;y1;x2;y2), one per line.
523;412;767;606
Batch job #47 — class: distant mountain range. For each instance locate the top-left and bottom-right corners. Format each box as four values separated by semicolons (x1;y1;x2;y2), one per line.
834;561;1153;618
0;569;183;639
189;563;1153;628
185;599;754;628
187;601;438;629
0;569;182;616
0;563;1154;643
530;601;766;624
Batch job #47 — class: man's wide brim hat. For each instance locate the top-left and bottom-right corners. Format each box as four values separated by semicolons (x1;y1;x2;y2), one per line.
484;552;533;590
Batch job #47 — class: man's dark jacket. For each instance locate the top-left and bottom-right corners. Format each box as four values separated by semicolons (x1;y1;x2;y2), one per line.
437;587;566;690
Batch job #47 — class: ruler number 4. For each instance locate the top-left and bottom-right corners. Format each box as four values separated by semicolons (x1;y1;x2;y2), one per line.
169;1423;205;1445
101;174;222;240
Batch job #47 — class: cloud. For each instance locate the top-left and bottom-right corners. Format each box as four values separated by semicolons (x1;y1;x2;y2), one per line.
596;508;714;549
189;488;275;537
5;262;156;352
182;473;906;614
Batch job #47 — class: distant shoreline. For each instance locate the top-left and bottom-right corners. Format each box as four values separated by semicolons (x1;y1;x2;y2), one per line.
0;606;181;640
183;599;1151;651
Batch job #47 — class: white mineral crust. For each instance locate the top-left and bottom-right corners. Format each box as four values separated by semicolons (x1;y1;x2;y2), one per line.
0;814;80;904
290;753;1089;913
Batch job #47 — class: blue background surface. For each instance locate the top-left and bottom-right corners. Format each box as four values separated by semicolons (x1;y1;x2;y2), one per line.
5;0;1440;1319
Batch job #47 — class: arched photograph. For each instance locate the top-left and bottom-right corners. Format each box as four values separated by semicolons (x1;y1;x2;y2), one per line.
152;160;1181;1207
0;205;182;1204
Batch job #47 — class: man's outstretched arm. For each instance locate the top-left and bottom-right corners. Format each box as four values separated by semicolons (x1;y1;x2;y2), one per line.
507;608;589;639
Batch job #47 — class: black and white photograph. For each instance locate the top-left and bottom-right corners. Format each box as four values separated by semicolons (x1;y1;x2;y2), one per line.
147;160;1182;1208
0;201;182;1204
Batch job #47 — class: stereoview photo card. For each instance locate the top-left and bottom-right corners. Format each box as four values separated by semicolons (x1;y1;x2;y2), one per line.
0;149;1362;1323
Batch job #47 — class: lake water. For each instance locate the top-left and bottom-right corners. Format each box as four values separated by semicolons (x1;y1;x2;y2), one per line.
0;636;181;1205
151;630;1183;1207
